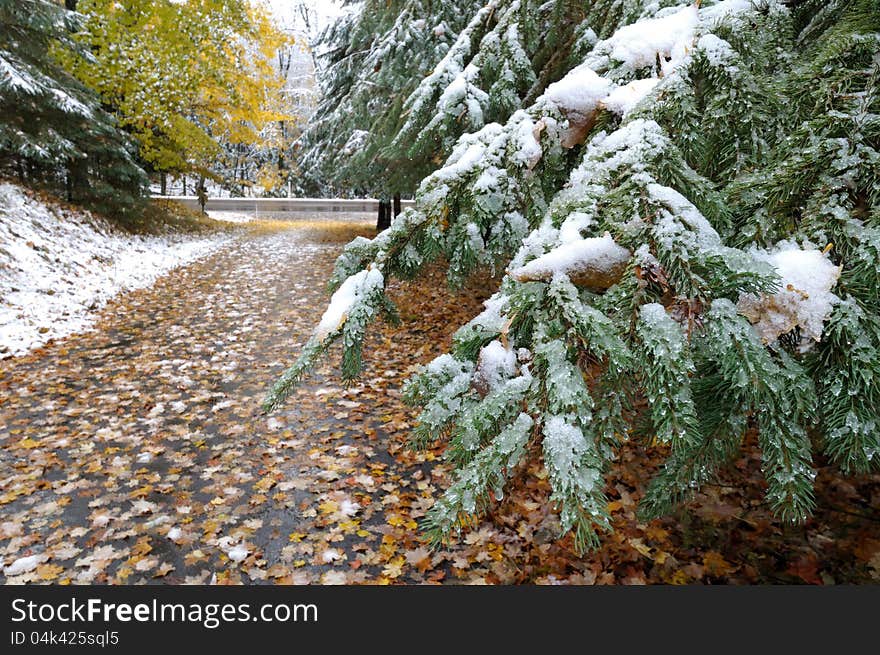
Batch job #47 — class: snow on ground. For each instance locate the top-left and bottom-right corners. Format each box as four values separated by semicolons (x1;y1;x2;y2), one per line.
207;211;257;224
0;183;230;357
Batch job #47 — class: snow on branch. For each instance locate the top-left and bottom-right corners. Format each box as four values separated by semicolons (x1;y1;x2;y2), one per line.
509;232;631;290
737;244;842;350
268;0;867;548
314;266;385;341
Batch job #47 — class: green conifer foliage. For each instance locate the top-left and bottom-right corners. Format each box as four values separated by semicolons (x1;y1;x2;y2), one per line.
271;0;880;552
297;0;486;196
0;0;146;217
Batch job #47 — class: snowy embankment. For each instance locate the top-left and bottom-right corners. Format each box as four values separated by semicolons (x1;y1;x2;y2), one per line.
0;183;230;357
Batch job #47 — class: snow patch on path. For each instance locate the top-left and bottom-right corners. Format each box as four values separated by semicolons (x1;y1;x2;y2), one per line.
0;183;230;357
206;210;256;224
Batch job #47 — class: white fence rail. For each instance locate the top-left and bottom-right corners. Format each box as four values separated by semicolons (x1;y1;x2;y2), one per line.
152;196;415;214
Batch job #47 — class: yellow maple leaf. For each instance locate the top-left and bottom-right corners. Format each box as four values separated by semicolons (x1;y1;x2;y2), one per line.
387;514;407;527
668;570;689;585
254;478;276;492
35;563;64;581
382;556;406;579
703;551;736;577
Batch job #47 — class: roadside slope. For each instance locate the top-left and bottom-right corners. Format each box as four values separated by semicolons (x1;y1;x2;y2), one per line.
0;183;230;357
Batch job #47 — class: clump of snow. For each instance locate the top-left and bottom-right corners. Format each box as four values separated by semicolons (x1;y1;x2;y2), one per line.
416;354;474;429
0;183;229;357
543;64;614;116
510;232;631;290
737;243;841;349
425;353;466;377
321;548;343;563
432;124;503;182
543;416;600;492
648;183;722;250
695;33;740;69
512;112;542;169
506;222;561;271
473;340;517;393
465;222;485;252
3;554;45;576
639;302;689;359
601;78;660;116
598;4;699;73
438;63;487;126
640;302;671;325
533;1;749;133
558;212;594;244
701;0;755;23
568;119;670;188
471;164;495;191
342;129;369;155
460;293;509;336
315;266;384;341
226;544;249;563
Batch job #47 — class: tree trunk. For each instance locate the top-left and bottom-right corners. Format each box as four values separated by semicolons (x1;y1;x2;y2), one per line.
197;176;207;214
66;158;88;202
278;120;286;170
393;193;402;218
160;172;167;195
182;177;187;196
377;198;391;232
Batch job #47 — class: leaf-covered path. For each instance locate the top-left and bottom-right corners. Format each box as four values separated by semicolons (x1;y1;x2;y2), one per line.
2;218;879;584
0;217;500;584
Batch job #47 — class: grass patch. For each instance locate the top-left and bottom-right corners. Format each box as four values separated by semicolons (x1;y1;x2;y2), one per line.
125;199;234;236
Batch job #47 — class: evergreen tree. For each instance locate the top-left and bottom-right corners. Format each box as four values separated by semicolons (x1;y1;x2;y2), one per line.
297;0;485;198
386;0;574;188
0;0;146;218
269;0;880;552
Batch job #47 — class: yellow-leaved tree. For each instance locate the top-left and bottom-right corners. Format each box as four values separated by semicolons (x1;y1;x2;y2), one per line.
60;0;290;193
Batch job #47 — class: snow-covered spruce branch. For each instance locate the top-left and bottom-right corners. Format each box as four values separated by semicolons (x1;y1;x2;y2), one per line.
389;0;543;164
298;0;487;193
269;0;880;550
265;92;574;412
